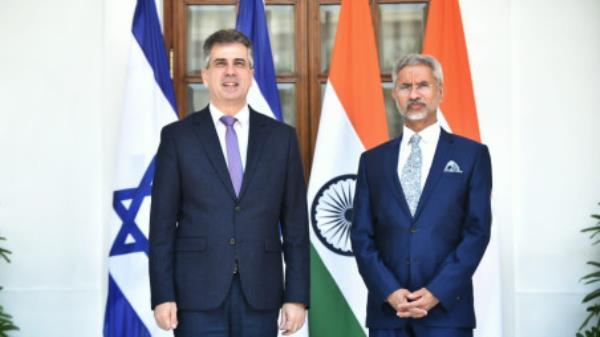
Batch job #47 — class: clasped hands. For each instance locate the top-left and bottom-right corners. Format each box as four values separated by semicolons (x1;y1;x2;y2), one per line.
386;288;439;319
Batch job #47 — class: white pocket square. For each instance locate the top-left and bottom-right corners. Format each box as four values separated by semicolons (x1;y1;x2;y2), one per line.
443;160;463;173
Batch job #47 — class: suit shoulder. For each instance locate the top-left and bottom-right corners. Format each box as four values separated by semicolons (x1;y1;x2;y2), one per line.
446;132;490;162
252;110;297;135
160;119;182;136
361;137;399;160
160;110;205;137
447;132;488;151
161;118;187;136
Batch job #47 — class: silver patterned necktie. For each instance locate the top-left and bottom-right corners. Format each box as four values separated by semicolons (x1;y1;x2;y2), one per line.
400;134;422;216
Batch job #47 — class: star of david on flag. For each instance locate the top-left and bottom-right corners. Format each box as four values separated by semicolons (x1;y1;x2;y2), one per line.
110;160;155;257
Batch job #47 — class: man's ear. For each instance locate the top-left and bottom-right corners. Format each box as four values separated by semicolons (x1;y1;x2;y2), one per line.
390;85;398;101
201;68;208;85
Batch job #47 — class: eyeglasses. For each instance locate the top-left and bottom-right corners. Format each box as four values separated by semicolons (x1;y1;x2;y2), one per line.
396;82;433;95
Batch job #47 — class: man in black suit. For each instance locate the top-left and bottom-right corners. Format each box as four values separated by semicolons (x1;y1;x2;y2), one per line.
149;29;309;337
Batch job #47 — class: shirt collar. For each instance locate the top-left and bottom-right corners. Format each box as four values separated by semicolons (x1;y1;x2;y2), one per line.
402;121;441;146
209;103;250;127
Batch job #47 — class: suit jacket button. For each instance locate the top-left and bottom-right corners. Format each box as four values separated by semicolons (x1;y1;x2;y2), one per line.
456;295;461;300
405;258;410;265
410;227;417;233
229;238;236;245
235;206;241;212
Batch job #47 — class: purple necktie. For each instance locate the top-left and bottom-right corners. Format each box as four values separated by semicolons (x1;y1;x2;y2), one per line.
220;116;243;197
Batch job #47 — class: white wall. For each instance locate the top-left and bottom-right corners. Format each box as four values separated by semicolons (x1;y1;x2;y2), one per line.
461;0;515;335
509;1;600;336
0;0;599;336
0;0;104;336
463;0;600;336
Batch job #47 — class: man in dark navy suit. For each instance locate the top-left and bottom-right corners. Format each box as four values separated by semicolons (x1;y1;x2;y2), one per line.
149;29;309;337
351;54;492;337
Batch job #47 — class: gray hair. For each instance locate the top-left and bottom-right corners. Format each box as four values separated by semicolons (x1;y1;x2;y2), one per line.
392;53;443;87
202;29;254;68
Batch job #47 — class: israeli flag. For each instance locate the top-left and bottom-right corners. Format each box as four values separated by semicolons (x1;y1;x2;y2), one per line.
236;0;283;122
103;0;177;336
237;3;309;336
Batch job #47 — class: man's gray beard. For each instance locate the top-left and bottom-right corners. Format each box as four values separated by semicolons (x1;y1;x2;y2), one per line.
400;109;429;121
396;100;430;122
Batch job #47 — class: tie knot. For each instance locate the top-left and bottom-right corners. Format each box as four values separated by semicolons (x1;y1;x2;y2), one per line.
220;115;237;127
409;134;422;146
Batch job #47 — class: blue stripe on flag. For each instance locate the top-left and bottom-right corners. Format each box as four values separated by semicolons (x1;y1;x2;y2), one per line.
131;0;177;113
104;274;152;337
104;0;178;336
236;0;283;121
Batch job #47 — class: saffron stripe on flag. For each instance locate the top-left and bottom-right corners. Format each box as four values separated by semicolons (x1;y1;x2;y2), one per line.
423;0;479;141
423;1;502;337
328;0;388;149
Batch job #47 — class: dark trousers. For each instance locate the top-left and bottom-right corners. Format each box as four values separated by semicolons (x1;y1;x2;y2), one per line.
370;324;473;337
174;275;279;337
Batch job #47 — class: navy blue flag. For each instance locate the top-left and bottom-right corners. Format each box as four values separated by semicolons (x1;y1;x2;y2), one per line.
236;3;309;336
236;0;283;122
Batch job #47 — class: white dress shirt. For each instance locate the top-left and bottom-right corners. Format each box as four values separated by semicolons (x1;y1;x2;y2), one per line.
209;103;249;170
397;122;441;189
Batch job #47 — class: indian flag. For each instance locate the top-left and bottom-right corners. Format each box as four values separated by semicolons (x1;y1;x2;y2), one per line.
307;0;388;336
423;0;502;336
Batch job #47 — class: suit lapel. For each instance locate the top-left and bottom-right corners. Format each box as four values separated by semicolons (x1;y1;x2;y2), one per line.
191;108;237;199
413;128;454;221
385;136;413;218
238;108;270;200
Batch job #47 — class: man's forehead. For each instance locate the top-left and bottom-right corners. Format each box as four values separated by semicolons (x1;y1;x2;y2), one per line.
398;65;434;81
210;43;249;57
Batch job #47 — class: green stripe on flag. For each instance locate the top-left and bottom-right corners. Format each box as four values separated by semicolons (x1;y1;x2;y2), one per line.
309;244;366;337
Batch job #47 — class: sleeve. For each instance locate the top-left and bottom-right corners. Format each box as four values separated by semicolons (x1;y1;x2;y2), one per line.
280;128;310;307
351;153;403;304
148;125;181;309
426;145;493;310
